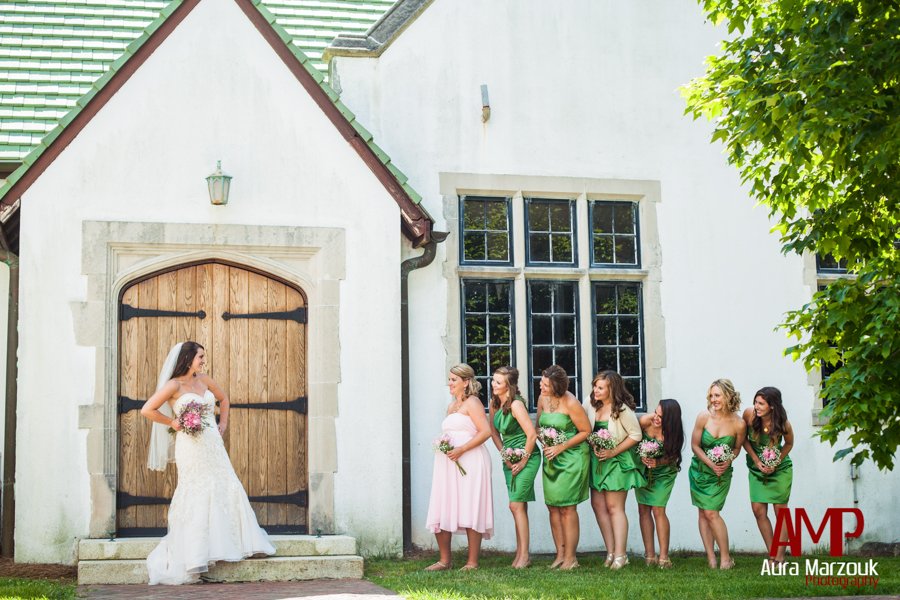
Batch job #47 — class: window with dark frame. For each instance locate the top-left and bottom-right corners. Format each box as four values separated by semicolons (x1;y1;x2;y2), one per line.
593;282;645;409
816;253;848;273
591;201;639;267
816;284;842;407
461;279;515;406
525;198;576;266
460;195;513;265
527;280;579;408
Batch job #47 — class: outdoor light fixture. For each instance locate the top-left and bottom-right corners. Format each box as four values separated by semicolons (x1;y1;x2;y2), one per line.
206;160;232;205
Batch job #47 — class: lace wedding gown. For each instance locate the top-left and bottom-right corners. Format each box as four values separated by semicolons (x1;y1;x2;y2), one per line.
147;390;275;585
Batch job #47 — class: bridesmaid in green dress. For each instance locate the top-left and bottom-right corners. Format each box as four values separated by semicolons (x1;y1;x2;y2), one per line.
689;378;746;569
584;371;645;571
742;386;794;564
636;399;684;569
537;365;590;570
489;366;539;569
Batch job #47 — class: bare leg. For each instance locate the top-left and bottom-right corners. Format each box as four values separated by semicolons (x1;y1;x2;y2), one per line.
652;505;671;562
559;505;580;568
547;505;564;567
702;509;732;568
698;509;716;568
509;502;530;567
606;490;629;558
424;530;452;570
463;528;482;568
772;503;788;562
590;489;615;559
752;502;774;556
638;503;656;560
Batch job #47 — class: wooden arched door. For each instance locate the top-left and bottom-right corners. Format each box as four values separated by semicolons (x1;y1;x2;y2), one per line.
117;262;308;536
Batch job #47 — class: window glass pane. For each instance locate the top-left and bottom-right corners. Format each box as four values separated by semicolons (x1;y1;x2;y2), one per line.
465;315;487;345
615;236;636;264
463;200;485;230
551;234;573;263
489;315;511;345
549;204;572;232
532;347;553;373
491;346;512;372
487;283;510;312
593;237;614;263
463;232;485;262
591;201;640;266
555;348;577;377
614;204;636;234
486;233;510;261
486;201;508;230
593;204;613;234
464;282;486;312
532;316;553;344
528;203;549;231
555;315;576;344
593;281;645;409
556;283;575;313
528;281;579;408
529;233;551;262
531;282;552;313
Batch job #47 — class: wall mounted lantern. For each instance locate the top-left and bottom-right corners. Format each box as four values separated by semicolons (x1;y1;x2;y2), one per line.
206;160;232;205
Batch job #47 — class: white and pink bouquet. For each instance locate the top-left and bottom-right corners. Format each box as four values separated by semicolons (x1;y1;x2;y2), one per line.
587;428;617;459
706;443;735;484
500;447;528;465
433;434;467;475
759;446;781;485
636;438;664;484
170;400;209;437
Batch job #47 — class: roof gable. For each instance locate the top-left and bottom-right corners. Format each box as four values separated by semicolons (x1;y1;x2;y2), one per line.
0;0;432;247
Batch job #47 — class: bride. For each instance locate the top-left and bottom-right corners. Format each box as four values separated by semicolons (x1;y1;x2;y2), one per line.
140;341;275;585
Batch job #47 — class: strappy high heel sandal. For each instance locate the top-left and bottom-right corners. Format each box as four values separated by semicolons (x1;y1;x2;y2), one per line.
645;555;659;566
719;558;736;570
603;553;614;568
658;558;673;569
610;555;630;570
424;560;451;571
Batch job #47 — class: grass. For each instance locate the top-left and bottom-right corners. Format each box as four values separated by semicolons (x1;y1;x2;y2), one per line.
0;578;75;600
366;551;900;600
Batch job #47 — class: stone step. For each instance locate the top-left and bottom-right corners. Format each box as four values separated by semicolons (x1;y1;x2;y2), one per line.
77;554;364;585
78;534;357;561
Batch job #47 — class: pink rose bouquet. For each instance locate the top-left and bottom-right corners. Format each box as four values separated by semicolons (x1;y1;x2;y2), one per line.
759;446;781;485
587;428;616;459
170;400;209;437
500;447;528;464
636;438;664;484
706;443;735;485
434;434;467;476
537;427;569;462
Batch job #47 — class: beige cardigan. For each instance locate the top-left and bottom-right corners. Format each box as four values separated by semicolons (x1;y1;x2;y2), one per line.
582;398;642;445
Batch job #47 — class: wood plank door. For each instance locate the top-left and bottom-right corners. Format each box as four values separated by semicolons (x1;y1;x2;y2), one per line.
117;262;308;536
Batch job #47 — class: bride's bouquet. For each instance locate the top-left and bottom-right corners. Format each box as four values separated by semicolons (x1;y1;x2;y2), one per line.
170;401;209;437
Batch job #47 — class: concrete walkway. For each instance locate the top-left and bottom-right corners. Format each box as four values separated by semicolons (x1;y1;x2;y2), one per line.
79;579;398;599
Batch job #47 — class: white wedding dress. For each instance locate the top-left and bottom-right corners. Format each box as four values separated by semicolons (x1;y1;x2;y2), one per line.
146;390;275;585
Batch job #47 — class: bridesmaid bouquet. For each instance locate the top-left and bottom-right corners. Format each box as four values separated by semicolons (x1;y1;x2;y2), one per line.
587;429;616;459
706;443;735;485
169;401;208;437
636;439;664;484
759;446;781;485
433;434;467;475
500;447;528;465
537;427;569;461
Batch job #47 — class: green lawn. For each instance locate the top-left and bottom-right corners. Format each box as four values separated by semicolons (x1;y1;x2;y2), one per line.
366;552;899;600
0;578;75;600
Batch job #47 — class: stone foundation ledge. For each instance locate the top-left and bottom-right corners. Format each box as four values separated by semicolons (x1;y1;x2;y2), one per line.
78;535;358;561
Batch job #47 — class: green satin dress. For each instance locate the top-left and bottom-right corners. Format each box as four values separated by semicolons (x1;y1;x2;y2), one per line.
539;412;589;507
494;400;541;502
689;429;735;511
746;432;793;504
634;434;678;507
589;421;647;492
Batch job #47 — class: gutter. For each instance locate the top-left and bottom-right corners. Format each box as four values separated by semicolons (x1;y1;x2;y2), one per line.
0;230;17;558
400;230;447;554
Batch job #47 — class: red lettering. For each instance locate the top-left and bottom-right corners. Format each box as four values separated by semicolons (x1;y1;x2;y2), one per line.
770;508;864;557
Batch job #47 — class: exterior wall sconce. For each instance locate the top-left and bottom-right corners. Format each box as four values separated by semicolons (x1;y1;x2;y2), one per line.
206;160;232;205
481;84;491;122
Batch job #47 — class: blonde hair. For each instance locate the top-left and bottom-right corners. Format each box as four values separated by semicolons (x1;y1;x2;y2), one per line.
707;378;741;413
451;363;482;399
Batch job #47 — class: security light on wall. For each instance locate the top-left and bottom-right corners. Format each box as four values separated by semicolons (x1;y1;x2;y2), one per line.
206;160;232;205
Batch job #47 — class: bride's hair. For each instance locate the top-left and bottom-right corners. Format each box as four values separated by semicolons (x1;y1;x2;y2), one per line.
171;341;204;378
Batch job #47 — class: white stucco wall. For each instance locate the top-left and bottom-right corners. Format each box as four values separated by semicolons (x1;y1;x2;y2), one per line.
15;0;404;562
334;0;899;554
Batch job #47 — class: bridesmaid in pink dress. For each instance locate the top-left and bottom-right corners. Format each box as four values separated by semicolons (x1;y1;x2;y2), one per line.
425;363;494;571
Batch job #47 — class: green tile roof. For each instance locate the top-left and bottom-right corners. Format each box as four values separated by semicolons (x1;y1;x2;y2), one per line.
0;0;397;162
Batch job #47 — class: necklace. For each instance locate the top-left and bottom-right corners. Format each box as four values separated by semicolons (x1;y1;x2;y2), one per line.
548;396;560;412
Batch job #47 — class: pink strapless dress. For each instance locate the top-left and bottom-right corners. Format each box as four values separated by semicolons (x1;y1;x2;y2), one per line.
425;412;494;539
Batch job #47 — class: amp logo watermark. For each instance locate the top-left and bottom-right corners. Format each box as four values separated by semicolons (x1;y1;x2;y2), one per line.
760;508;880;592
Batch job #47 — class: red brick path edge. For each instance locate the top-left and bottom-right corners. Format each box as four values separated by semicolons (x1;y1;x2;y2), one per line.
79;579;398;599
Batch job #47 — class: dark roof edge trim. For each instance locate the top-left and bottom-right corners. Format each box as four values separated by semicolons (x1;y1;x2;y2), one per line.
238;0;431;246
323;0;434;61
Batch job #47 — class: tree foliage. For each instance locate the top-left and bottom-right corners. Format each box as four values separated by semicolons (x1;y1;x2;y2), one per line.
683;0;899;469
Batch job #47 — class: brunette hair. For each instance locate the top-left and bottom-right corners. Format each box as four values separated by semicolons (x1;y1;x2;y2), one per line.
491;366;521;414
171;341;204;379
591;370;636;419
451;363;482;399
541;365;569;398
751;386;788;442
707;378;741;413
658;398;685;471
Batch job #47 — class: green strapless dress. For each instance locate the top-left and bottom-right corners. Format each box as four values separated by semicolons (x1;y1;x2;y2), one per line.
589;421;647;492
494;400;541;502
634;434;678;507
746;432;792;504
539;412;589;507
689;429;735;511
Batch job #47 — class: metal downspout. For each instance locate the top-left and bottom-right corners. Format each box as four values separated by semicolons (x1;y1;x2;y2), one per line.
0;241;17;558
400;231;447;554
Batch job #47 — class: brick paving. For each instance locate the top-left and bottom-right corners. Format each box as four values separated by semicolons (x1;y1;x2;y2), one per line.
79;579;398;599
